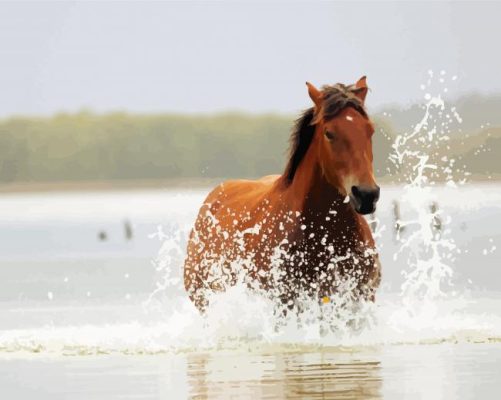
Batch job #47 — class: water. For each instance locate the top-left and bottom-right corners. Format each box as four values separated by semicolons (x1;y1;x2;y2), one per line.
3;72;501;398
0;185;501;398
1;344;501;399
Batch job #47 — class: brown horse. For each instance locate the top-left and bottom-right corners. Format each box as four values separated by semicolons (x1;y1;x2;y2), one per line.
184;77;381;313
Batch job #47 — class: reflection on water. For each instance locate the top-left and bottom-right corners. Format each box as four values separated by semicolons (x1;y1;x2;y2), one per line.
2;344;501;399
0;350;383;400
186;352;381;399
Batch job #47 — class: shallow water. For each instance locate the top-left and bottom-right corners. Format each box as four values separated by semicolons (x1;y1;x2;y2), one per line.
1;186;501;398
1;344;501;399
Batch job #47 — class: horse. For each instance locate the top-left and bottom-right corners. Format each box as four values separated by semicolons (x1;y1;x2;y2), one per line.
184;77;381;313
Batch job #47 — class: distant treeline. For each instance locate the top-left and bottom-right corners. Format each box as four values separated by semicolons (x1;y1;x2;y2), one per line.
0;94;498;184
0;111;394;183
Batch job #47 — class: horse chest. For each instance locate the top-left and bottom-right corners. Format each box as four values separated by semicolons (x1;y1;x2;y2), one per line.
267;214;377;297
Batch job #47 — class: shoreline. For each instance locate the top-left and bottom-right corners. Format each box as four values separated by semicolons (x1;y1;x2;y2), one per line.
0;178;224;194
0;175;499;194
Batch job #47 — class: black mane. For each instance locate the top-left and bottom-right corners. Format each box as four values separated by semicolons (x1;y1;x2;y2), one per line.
283;108;316;184
282;83;367;185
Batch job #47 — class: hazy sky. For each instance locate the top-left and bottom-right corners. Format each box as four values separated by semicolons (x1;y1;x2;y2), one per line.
1;1;500;117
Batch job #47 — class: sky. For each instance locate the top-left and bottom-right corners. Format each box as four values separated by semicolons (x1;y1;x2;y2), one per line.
0;1;500;117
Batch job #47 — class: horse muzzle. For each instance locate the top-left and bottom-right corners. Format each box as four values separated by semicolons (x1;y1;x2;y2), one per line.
350;185;380;215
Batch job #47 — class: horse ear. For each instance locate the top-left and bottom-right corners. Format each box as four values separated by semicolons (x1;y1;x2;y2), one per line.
354;76;368;103
306;82;322;108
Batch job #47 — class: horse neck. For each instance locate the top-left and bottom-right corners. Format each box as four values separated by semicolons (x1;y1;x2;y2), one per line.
281;136;366;254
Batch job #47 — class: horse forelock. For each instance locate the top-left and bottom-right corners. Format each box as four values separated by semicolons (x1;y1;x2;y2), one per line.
315;83;367;123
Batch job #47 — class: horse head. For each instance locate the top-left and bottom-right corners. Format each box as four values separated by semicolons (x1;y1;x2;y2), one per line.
306;77;380;214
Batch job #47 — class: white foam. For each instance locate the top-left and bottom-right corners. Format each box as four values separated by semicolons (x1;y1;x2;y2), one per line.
1;291;500;356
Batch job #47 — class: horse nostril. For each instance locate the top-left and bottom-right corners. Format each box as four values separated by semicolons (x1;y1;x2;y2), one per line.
351;185;380;203
350;185;380;214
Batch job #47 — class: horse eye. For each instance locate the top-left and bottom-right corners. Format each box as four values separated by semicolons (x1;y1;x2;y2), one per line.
325;130;336;140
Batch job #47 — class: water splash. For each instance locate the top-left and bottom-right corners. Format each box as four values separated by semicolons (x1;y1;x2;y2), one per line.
390;70;464;302
131;70;494;352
